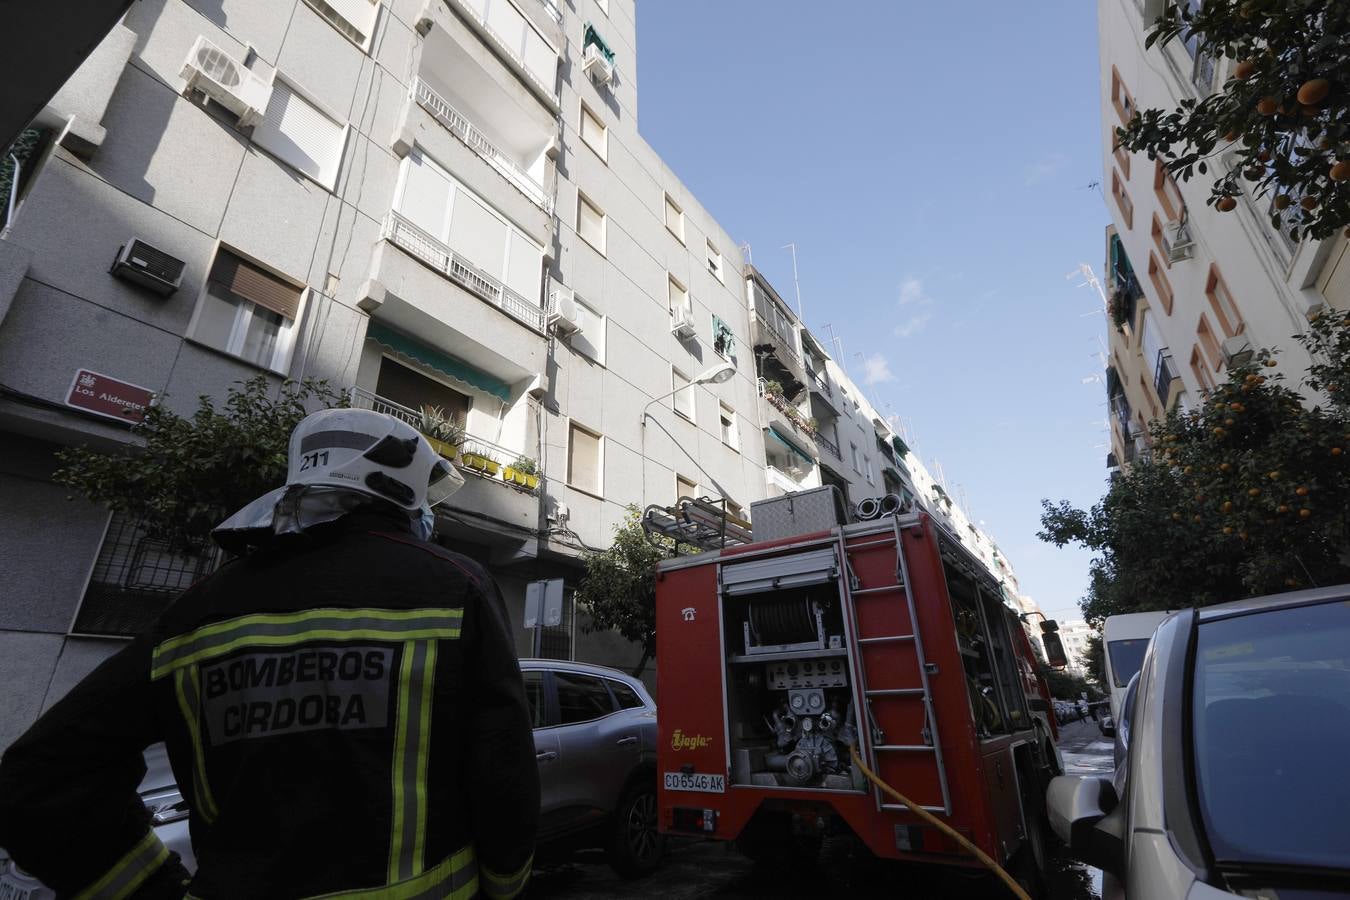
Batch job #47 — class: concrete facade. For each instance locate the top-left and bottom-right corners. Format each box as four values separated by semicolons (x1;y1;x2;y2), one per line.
0;0;1033;751
1097;0;1350;470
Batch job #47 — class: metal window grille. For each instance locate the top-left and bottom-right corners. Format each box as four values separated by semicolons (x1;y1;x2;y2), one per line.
536;590;574;660
74;512;221;637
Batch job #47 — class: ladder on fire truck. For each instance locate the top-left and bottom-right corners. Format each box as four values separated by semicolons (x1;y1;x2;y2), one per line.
839;515;953;815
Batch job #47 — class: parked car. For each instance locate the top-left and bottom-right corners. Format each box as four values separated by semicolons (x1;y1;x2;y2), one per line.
1047;587;1350;898
1;660;662;897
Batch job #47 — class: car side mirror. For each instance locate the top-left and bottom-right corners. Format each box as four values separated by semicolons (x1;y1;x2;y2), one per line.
1041;631;1068;669
1046;775;1124;874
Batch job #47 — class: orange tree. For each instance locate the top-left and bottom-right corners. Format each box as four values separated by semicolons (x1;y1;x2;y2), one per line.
1116;0;1350;241
1040;313;1350;625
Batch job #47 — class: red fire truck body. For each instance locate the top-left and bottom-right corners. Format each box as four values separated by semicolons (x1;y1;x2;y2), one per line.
654;511;1059;873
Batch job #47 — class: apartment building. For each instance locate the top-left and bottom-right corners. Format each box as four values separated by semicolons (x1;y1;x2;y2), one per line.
1098;0;1350;469
1056;619;1096;680
0;0;775;750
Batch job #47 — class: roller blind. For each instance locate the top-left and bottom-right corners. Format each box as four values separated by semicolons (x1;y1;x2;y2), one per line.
322;0;377;39
721;549;838;596
209;250;303;320
253;79;346;189
568;424;601;495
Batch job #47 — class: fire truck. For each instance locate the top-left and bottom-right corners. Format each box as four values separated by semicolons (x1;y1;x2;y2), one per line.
647;489;1062;887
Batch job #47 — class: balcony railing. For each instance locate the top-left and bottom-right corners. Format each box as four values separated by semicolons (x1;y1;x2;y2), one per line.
349;387;536;490
817;433;841;459
1110;392;1132;439
447;0;558;107
805;363;830;396
383;210;546;332
751;285;800;363
1153;350;1180;409
766;465;808;494
414;78;553;214
537;0;561;23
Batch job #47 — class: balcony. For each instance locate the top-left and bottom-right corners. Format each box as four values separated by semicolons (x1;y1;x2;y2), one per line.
758;377;819;460
817;432;841;459
349;387;540;531
1110;392;1132;441
362;214;546;386
413;78;552;214
766;465;808;496
438;0;559;111
1153;350;1182;411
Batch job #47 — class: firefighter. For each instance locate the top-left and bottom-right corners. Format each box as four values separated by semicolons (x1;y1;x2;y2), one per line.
0;409;539;899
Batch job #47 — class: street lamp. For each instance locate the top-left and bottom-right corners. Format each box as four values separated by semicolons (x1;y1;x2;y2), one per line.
639;361;736;425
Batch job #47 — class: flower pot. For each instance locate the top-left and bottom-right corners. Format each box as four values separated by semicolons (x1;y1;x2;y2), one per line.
515;471;530;486
426;437;458;459
484;460;500;476
462;453;486;472
503;466;520;483
523;473;540;490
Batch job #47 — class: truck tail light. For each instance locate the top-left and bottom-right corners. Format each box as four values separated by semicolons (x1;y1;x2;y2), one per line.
671;806;718;834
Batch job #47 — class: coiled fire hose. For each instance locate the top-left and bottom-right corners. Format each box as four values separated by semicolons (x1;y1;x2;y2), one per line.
849;746;1032;900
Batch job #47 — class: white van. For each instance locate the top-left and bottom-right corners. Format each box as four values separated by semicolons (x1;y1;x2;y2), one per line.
1102;611;1174;720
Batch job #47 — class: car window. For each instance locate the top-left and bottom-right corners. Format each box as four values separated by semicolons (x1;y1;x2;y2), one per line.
555;672;616;724
608;679;645;710
522;670;546;728
1107;638;1149;687
1191;601;1350;870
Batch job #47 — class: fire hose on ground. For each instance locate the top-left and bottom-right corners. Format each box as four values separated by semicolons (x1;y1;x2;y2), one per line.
849;746;1032;900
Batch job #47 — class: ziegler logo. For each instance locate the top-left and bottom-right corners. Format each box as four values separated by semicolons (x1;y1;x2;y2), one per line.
670;729;712;751
681;607;696;622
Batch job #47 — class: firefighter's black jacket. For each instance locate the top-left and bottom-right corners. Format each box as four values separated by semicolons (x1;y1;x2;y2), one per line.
0;509;539;899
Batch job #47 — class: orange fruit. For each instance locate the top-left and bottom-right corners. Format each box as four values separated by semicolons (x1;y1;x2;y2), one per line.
1184;466;1194;474
1296;486;1310;496
1172;511;1182;521
1225;418;1236;427
1213;427;1227;438
1239;531;1249;540
1223;526;1233;535
1193;514;1203;523
1264;358;1278;367
1269;471;1280;480
1220;462;1232;472
1256;97;1279;116
1297;78;1331;106
1234;60;1257;80
1246;373;1261;383
1222;501;1234;513
1248;488;1261;497
1302;195;1321;211
1300;507;1313;518
1331;161;1350;182
1274;194;1292;210
1278;504;1290;514
1257;149;1272;163
1230;402;1245;412
1223;129;1242;142
1333;447;1344;456
1217;196;1238;212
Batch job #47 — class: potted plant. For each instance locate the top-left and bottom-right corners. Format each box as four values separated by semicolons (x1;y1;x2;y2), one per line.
504;455;539;490
418;405;464;459
461;448;499;475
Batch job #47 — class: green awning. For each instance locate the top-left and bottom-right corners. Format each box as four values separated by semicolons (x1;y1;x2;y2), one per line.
891;435;909;458
766;426;814;467
583;23;615;63
367;322;511;402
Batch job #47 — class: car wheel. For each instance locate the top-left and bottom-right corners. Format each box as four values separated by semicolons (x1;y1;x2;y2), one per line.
1012;768;1051;896
607;780;665;878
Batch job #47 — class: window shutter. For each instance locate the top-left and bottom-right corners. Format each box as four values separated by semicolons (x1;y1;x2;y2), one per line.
253;80;346;188
568;425;600;494
321;0;377;39
209;251;303;320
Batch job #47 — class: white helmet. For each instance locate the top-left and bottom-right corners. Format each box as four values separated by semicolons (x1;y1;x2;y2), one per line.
286;408;462;510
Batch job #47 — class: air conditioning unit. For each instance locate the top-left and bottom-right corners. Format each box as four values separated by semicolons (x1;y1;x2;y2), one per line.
180;36;273;127
1163;220;1195;262
582;43;615;87
110;239;185;297
1221;334;1254;369
549;289;581;335
670;306;696;340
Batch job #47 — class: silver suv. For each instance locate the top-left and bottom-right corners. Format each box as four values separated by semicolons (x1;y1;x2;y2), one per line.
521;659;663;878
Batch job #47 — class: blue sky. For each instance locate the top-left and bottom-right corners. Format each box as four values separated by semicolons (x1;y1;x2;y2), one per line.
636;0;1107;622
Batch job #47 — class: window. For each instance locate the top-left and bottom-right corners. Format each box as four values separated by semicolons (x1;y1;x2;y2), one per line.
672;368;695;421
706;239;722;282
74;511;221;637
570;296;605;364
576;191;606;254
712;314;736;360
1150;215;1170;271
1205;265;1244;338
664;193;684;244
850;442;861;474
303;0;379;48
252;77;348;190
376;357;471;424
676;474;698;502
667;274;690;316
1111;168;1134;229
864;455;874;486
567;422;602;496
522;670;545;727
394;149;544;304
1113;138;1131;179
554;671;615;724
608;679;644;710
579;101;607;161
1154;159;1184;222
190;247;305;371
1148;252;1174;315
1110;65;1135;126
1197;315;1222;371
720;404;738;449
1191;345;1217;392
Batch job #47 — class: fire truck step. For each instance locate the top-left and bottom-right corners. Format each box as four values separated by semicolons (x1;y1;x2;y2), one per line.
881;803;947;814
874;744;936;751
852;584;904;596
858;634;915;644
864;688;925;697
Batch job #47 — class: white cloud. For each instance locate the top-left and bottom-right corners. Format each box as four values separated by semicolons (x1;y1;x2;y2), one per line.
1024;152;1069;186
861;353;895;386
895;275;934;338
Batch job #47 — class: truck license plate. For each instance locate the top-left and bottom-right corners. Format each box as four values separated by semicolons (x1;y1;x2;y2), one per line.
664;771;725;793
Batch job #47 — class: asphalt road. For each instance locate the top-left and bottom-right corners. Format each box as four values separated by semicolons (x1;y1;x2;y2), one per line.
528;719;1112;900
